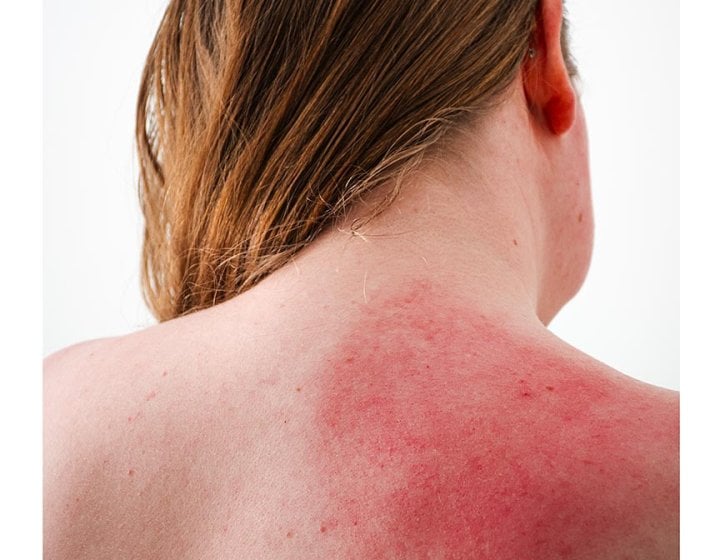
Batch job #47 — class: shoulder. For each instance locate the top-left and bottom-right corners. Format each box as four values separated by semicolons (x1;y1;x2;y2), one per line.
44;334;151;558
304;304;679;559
43;307;283;559
44;336;115;385
44;333;151;452
43;324;241;559
44;336;115;557
44;335;123;477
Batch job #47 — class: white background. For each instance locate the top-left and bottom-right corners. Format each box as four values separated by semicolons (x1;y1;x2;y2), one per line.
44;1;680;390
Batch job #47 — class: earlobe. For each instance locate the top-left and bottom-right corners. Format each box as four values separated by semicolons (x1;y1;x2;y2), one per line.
521;0;576;135
544;90;575;135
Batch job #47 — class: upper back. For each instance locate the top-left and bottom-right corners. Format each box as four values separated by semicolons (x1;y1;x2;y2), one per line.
44;285;678;559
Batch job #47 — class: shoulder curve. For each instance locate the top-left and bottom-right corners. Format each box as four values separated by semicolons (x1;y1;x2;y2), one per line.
43;330;170;559
44;336;119;377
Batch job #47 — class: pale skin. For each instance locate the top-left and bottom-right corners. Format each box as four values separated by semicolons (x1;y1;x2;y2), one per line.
44;0;678;558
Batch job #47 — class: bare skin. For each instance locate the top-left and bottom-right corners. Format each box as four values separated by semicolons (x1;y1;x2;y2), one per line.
44;1;678;558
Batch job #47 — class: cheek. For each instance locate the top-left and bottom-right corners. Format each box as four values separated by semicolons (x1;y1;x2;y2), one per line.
554;185;594;305
576;104;593;216
574;108;594;286
539;117;594;319
562;107;594;284
572;202;594;296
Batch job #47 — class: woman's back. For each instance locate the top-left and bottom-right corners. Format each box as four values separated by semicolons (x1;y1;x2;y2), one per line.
45;0;679;556
44;280;678;559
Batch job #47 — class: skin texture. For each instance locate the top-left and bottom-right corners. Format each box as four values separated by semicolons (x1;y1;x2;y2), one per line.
44;0;678;557
310;284;677;559
44;281;678;560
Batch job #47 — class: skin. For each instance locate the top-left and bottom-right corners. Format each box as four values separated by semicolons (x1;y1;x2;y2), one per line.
44;0;678;558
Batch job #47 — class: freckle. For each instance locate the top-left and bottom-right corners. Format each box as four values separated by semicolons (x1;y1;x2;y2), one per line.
545;385;555;391
295;387;302;392
512;239;518;246
578;212;584;223
145;391;156;401
162;370;169;377
128;469;135;476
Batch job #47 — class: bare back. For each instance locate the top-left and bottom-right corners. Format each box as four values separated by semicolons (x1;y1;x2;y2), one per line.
44;283;678;559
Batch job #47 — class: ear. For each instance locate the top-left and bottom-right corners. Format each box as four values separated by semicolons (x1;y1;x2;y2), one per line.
522;0;576;135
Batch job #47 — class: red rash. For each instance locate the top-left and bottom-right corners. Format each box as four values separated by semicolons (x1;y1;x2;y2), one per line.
310;283;677;559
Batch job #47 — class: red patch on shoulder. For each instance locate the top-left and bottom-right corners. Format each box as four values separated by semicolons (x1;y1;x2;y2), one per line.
310;282;676;558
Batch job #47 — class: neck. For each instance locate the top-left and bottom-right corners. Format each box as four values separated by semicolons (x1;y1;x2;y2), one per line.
298;178;545;327
254;145;555;330
238;89;582;330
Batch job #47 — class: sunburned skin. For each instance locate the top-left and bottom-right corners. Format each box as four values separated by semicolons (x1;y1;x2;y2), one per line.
43;283;678;559
307;283;678;559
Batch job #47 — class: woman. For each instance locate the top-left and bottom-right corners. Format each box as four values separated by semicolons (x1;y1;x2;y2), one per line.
44;0;679;558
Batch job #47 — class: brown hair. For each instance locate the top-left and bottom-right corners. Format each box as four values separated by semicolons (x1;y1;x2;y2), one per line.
137;0;575;321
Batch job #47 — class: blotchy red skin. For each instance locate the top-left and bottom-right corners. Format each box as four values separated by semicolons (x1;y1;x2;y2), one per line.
310;284;678;559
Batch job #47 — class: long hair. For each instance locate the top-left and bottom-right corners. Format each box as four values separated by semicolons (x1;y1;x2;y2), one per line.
137;0;575;321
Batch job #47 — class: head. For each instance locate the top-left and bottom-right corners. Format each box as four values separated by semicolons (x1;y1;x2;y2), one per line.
137;0;590;322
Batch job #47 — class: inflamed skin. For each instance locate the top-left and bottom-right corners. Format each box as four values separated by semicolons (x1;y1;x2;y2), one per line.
43;281;678;560
302;283;678;559
45;0;678;556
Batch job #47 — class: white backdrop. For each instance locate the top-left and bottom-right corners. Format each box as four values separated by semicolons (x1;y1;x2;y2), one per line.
43;0;679;390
